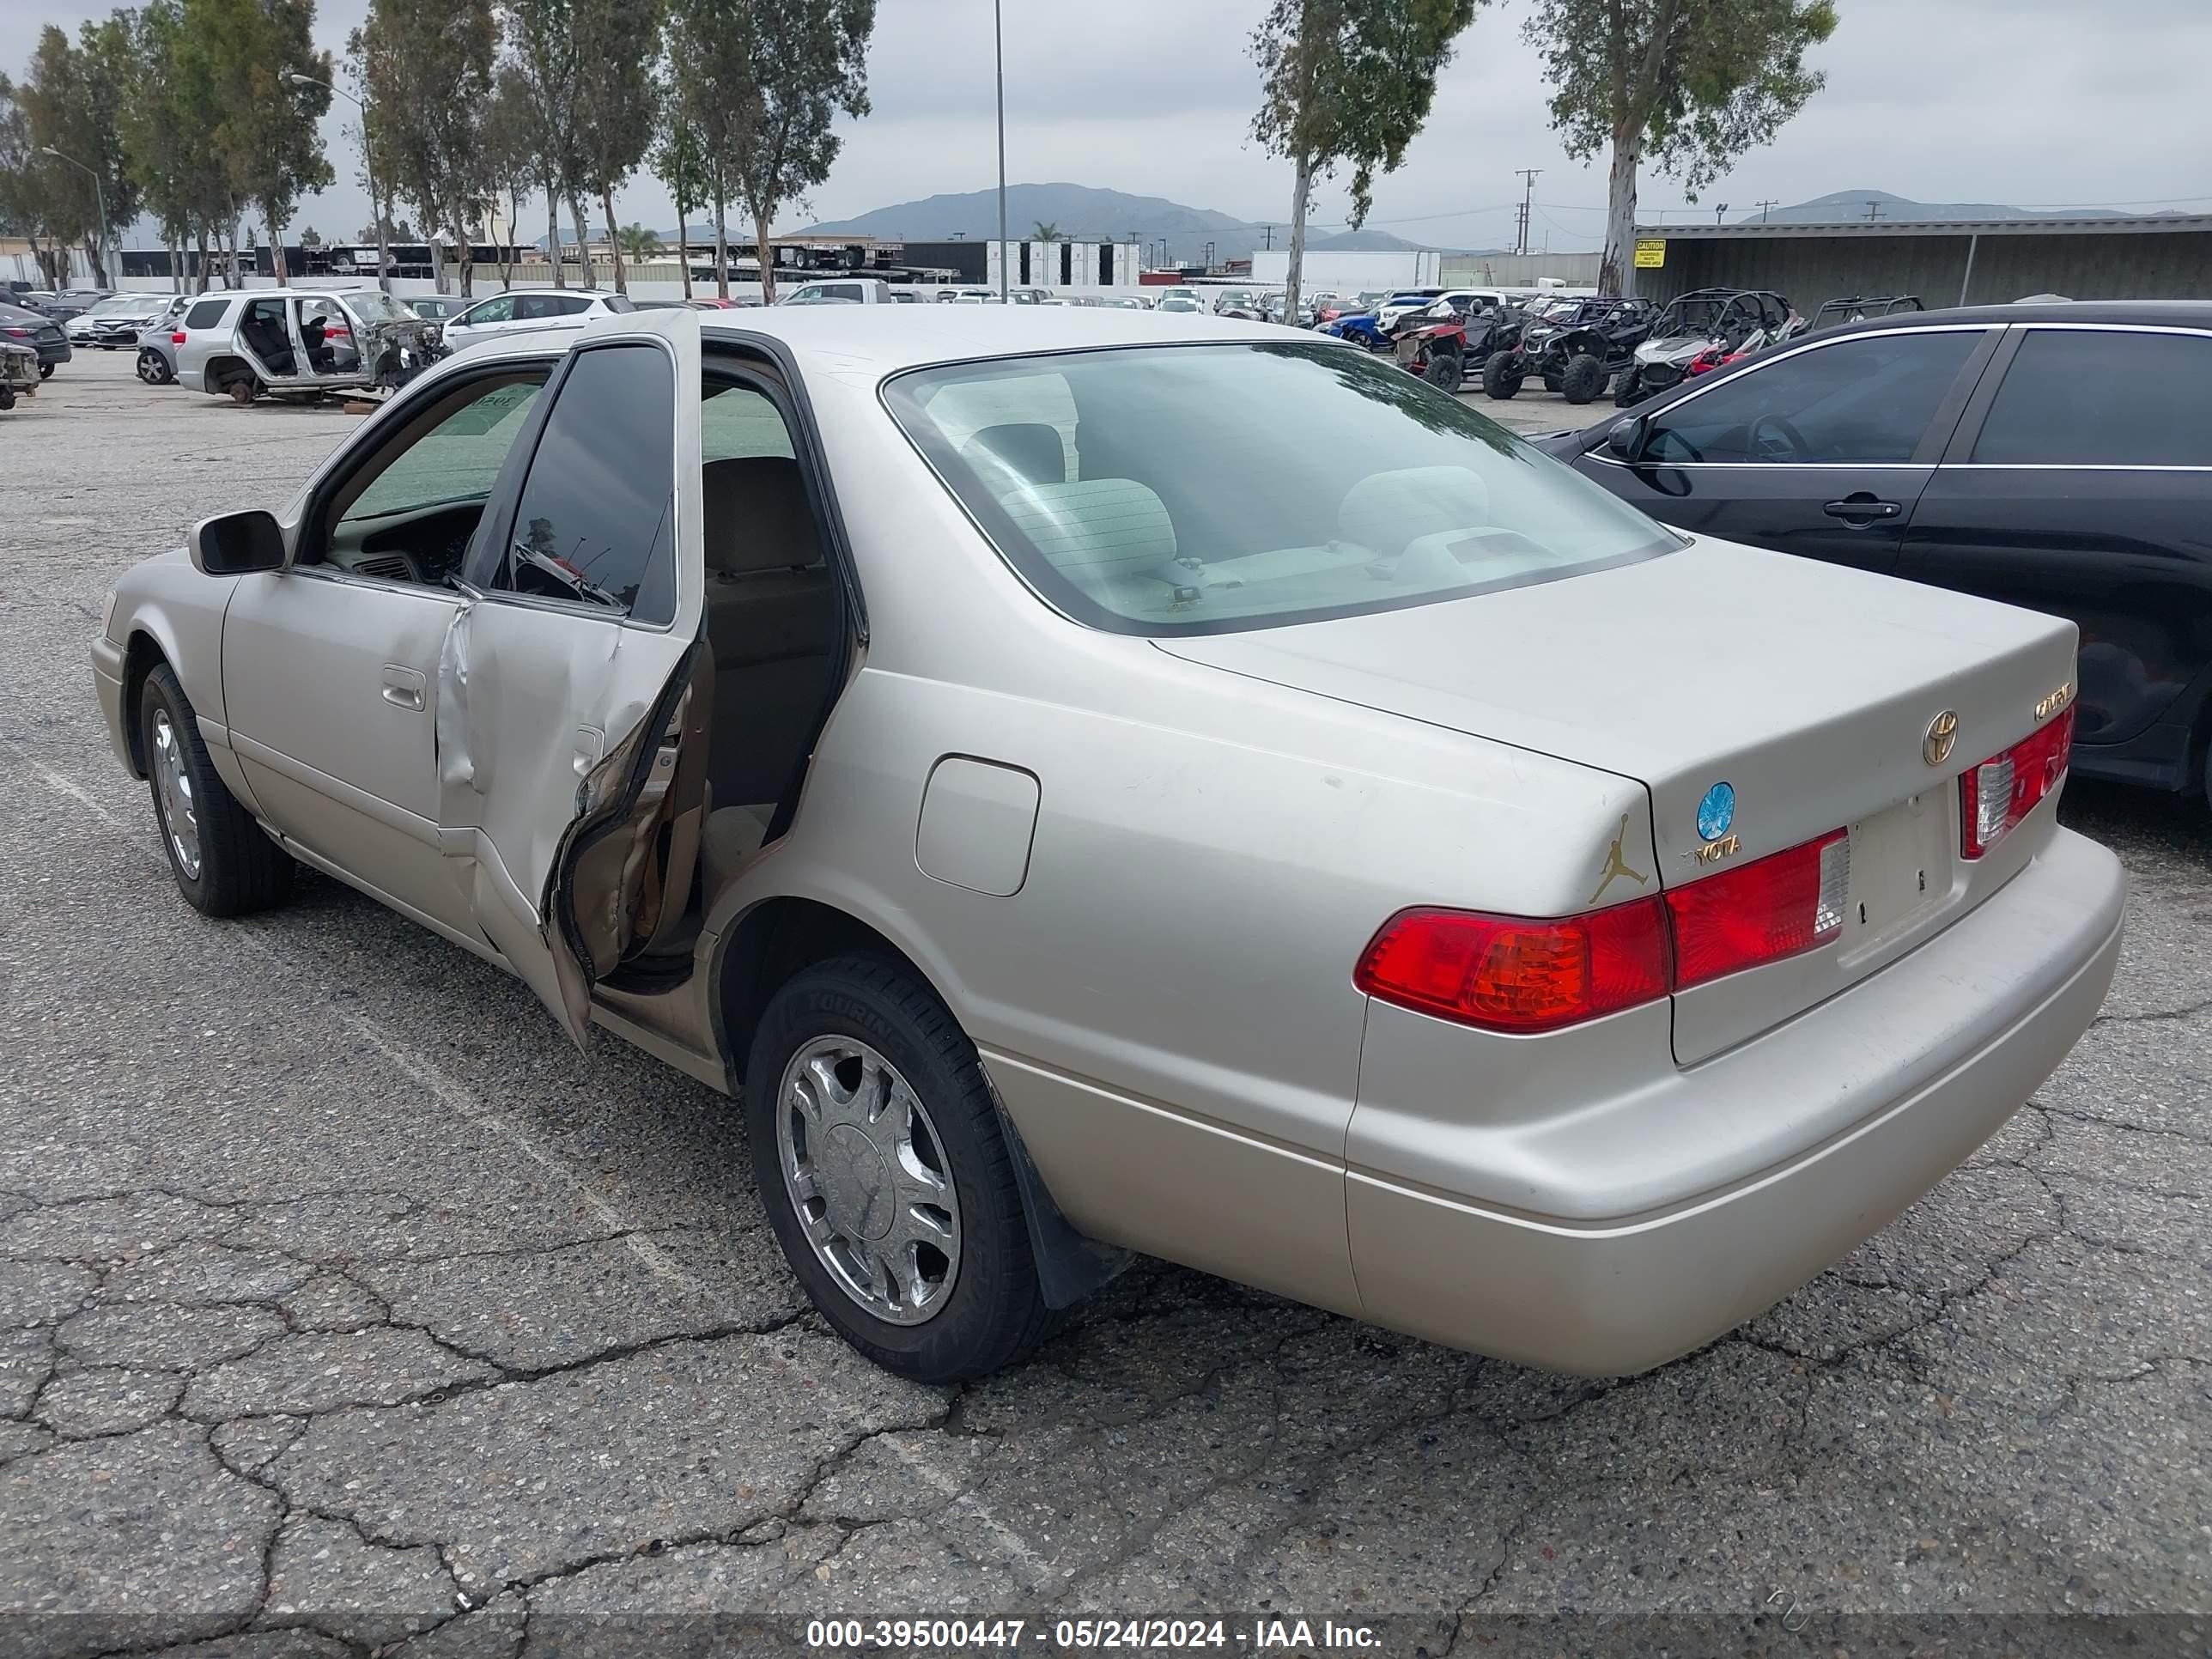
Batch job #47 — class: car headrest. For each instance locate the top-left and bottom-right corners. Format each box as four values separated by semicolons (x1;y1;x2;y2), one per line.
998;479;1176;580
963;422;1067;486
703;456;818;574
1337;466;1492;557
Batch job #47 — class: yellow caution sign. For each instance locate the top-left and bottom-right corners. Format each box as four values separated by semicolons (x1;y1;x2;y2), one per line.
1633;238;1667;269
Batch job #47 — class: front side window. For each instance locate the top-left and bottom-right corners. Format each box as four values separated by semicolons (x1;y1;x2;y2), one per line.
337;374;547;535
885;342;1674;636
495;343;675;622
1644;331;1983;465
1972;330;2212;466
463;295;516;326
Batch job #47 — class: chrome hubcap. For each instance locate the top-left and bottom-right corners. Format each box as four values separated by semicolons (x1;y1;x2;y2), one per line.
775;1036;960;1326
149;709;202;880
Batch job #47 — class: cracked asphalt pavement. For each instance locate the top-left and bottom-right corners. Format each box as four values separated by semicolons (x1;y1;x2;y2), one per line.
1;354;2205;1657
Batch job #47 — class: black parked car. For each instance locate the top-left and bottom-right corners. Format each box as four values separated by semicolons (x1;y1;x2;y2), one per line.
0;301;72;377
1539;301;2212;799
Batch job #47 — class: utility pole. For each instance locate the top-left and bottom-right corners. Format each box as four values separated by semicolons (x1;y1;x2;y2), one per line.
40;148;110;288
1755;198;1778;222
1261;223;1275;250
1864;198;1887;222
994;0;1008;301
291;73;389;293
1714;203;1729;225
1514;167;1542;257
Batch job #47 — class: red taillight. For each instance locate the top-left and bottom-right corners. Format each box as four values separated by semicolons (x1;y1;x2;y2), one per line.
171;331;187;344
2;326;28;338
1960;705;2073;859
1667;830;1850;988
1354;898;1670;1034
1357;829;1853;1030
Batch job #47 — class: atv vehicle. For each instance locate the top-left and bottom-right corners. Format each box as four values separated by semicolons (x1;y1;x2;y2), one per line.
1480;295;1656;404
1391;297;1522;390
1809;295;1924;331
1613;288;1803;407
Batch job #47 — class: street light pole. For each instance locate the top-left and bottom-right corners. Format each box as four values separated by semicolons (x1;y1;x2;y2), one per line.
292;72;390;293
994;0;1007;302
40;148;108;289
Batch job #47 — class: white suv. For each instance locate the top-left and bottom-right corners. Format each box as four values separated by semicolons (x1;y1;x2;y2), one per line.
441;289;635;354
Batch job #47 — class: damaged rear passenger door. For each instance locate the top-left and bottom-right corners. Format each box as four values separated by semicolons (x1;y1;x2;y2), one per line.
438;309;707;1042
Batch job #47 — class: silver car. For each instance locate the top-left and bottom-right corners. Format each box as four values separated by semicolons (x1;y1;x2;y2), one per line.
131;294;196;385
173;286;437;402
91;307;2124;1382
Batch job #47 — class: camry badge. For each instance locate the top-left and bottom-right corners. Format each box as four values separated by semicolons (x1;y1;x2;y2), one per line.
1696;781;1735;842
1923;710;1960;767
1589;814;1650;905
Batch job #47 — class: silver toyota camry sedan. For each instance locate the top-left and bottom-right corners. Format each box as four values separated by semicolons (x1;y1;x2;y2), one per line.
91;307;2124;1382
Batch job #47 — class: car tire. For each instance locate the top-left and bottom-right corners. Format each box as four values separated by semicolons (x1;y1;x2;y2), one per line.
1541;372;1564;393
0;382;14;411
138;664;294;918
1560;353;1606;404
744;954;1054;1382
137;350;173;386
1423;349;1461;390
1613;370;1643;408
1481;349;1522;399
39;362;53;380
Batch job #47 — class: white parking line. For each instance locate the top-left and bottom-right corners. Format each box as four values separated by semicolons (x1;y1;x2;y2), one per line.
333;1009;705;1296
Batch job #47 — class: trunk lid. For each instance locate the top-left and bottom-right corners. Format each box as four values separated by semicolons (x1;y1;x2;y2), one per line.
1158;536;2079;1058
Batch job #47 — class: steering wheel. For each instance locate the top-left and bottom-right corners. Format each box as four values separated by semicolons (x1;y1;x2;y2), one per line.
1749;413;1810;463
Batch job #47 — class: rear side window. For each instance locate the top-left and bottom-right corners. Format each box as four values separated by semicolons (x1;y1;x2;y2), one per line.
601;295;635;314
1972;330;2212;466
185;300;228;329
1644;331;1982;465
495;343;675;623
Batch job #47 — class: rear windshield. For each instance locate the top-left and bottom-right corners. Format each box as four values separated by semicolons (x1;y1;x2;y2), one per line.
884;342;1674;636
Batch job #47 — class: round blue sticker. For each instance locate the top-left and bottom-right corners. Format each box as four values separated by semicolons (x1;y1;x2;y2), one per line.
1696;781;1735;842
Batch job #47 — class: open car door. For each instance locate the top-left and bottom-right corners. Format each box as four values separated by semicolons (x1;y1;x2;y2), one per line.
435;307;708;1043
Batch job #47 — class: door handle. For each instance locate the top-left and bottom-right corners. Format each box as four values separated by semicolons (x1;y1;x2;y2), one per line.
380;665;426;710
1823;495;1902;523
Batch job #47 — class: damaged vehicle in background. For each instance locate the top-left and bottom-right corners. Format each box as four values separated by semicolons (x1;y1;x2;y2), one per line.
1393;295;1522;389
173;288;439;403
0;336;38;408
93;306;2122;1389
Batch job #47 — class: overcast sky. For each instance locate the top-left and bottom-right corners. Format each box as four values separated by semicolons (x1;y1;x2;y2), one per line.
8;0;2209;248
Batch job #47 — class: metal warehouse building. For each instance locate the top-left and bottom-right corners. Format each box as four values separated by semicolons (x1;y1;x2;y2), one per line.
1629;215;2212;307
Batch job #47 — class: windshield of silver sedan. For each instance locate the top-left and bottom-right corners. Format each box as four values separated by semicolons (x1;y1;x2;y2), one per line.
883;342;1675;635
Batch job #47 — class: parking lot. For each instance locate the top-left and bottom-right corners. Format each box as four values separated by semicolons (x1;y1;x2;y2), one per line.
2;351;2206;1657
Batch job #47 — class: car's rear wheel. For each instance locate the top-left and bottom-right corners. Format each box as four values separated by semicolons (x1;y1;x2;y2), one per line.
137;349;173;386
1423;349;1461;390
228;377;258;405
38;362;53;380
138;665;293;917
745;955;1053;1382
1481;349;1522;399
1560;353;1607;404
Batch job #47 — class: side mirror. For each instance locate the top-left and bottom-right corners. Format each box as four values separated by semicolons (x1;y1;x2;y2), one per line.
1605;414;1650;463
189;508;286;576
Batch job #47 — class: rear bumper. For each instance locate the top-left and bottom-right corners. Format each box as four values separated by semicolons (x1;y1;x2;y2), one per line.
1346;827;2124;1375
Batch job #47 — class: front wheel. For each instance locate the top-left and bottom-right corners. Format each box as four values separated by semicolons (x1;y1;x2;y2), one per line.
1560;353;1606;405
745;956;1054;1382
1613;369;1644;408
1423;349;1461;390
1481;349;1522;399
138;664;294;917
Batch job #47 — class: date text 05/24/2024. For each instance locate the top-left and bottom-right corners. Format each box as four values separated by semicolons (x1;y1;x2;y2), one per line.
804;1619;1381;1650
